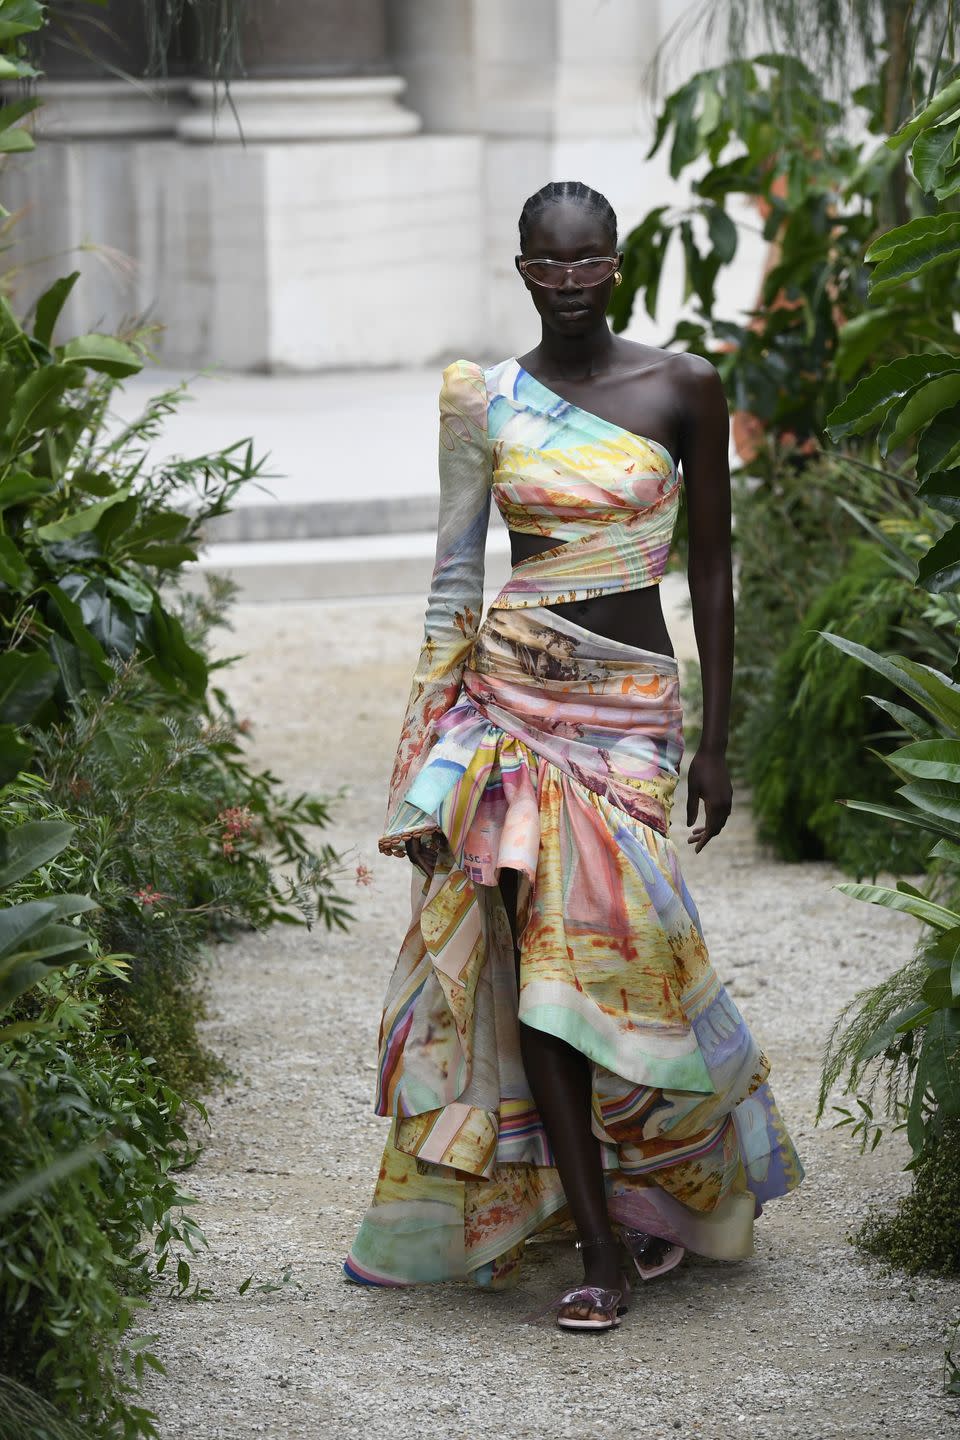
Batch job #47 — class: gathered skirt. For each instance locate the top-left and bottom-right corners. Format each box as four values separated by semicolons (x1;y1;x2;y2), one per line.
344;606;802;1288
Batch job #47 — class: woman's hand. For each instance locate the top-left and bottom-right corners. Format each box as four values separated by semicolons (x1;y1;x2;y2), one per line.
405;834;442;876
685;749;732;852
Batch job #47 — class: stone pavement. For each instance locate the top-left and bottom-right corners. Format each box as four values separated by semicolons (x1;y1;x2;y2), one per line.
135;595;960;1440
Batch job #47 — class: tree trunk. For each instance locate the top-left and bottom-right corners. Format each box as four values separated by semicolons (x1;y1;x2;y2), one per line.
882;0;911;229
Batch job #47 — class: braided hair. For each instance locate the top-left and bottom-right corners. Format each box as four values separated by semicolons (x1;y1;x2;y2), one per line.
517;180;618;254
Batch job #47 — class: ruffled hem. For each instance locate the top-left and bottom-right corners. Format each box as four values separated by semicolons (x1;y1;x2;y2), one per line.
351;607;803;1287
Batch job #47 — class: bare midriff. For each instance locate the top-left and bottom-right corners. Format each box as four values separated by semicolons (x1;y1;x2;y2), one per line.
506;529;674;657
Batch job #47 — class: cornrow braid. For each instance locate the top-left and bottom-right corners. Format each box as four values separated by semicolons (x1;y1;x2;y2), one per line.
518;180;618;253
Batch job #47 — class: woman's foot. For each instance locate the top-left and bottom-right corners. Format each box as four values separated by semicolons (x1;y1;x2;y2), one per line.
619;1227;685;1281
557;1236;629;1328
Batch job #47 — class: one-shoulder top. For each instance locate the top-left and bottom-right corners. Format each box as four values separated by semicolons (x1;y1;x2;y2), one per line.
380;357;682;853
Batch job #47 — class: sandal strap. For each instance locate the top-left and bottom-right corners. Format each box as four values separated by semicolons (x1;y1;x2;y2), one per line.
558;1284;622;1316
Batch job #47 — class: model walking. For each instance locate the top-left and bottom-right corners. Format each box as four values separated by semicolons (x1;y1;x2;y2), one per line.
344;180;802;1330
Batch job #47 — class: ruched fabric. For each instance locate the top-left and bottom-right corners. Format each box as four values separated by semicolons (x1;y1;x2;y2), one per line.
379;357;683;853
345;608;803;1288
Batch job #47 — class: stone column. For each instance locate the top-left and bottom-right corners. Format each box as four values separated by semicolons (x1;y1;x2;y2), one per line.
2;1;187;341
161;0;482;370
179;0;418;142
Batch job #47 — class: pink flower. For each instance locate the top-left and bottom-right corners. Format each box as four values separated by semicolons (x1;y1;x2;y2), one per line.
355;863;374;887
218;806;255;838
135;886;169;907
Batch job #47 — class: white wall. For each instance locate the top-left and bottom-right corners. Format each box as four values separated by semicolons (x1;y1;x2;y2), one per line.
5;0;765;372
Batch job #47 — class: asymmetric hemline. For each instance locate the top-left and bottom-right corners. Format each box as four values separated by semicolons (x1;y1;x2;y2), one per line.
346;605;802;1288
346;358;803;1290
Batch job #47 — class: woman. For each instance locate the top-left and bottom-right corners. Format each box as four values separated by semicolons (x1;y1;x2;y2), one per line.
344;180;802;1331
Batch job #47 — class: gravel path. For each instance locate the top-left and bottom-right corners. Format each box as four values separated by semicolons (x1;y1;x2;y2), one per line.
140;597;960;1440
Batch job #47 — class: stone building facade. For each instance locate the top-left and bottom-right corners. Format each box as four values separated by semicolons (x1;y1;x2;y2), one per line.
9;0;747;371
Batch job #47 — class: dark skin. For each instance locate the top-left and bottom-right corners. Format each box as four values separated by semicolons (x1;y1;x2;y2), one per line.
407;198;734;1317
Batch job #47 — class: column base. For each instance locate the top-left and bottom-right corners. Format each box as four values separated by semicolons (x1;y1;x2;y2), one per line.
34;79;188;139
178;76;421;142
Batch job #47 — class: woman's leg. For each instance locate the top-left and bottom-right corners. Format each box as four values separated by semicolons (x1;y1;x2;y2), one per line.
498;867;621;1294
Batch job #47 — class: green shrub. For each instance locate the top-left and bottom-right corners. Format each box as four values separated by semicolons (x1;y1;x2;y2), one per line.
857;1121;960;1275
0;811;202;1437
1;957;204;1436
813;71;960;1301
0;282;350;1428
742;539;931;874
0;1377;88;1440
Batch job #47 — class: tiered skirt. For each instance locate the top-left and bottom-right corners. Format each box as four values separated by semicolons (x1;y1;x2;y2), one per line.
344;606;802;1288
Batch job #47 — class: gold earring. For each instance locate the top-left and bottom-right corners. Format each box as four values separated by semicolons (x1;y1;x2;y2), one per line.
613;270;623;286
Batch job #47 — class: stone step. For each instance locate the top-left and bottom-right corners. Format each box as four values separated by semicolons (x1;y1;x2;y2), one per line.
181;528;698;664
203;494;439;543
183;527;512;603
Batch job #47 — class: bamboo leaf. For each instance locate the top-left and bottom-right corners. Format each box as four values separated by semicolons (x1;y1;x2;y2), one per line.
836;881;960;931
865;695;935;740
59;334;141;379
33;272;80;350
898;778;960;826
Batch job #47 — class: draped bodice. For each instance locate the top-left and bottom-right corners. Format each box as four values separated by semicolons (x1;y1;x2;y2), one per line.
484;358;681;609
381;355;683;850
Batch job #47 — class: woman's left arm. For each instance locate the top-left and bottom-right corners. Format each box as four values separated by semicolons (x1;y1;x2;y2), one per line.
675;352;734;852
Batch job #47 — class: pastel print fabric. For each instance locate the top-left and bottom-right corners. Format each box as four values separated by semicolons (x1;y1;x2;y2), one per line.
379;358;684;853
380;362;492;853
348;360;803;1290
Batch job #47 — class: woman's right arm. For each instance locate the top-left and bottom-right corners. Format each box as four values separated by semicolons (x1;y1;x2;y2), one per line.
378;360;492;858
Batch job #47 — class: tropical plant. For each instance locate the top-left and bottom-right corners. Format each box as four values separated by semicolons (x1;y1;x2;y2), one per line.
0;807;204;1437
702;0;956;148
0;813;99;1033
612;53;960;470
814;70;960;1278
609;34;960;867
742;538;933;873
0;277;257;784
0;2;350;1432
825;75;960;598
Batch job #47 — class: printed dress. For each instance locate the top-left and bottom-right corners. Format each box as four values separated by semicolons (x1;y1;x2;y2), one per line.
344;358;803;1288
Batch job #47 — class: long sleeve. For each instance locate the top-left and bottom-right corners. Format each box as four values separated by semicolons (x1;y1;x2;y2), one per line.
379;360;492;857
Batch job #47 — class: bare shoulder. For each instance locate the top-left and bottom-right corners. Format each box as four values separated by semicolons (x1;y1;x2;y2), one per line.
668;350;725;396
